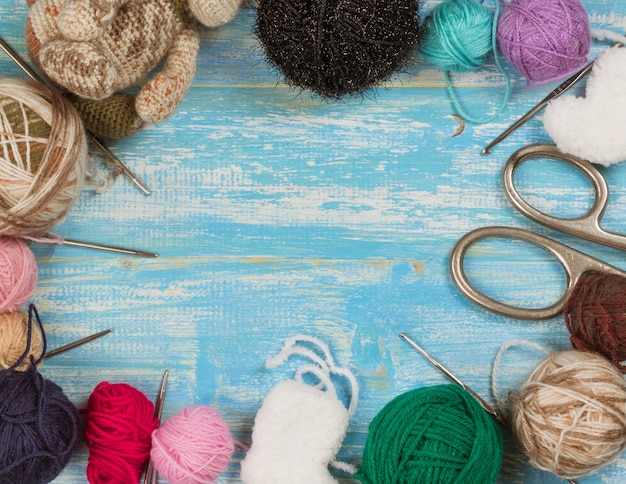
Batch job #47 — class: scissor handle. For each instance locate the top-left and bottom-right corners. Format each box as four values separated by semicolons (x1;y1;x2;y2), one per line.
450;226;626;320
504;144;626;251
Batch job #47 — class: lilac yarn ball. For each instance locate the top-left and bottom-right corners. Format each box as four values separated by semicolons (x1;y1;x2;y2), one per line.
497;0;591;87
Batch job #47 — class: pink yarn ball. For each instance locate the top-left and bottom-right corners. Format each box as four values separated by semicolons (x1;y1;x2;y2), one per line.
0;237;37;313
497;0;591;87
151;406;234;484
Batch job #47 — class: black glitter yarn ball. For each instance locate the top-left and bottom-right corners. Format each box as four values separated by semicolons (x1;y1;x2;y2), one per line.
256;0;422;99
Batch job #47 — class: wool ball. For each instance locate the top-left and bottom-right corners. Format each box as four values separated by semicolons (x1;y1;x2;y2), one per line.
419;0;494;72
564;272;626;371
511;350;626;479
0;310;44;371
0;366;79;484
355;384;503;484
0;236;37;313
255;0;421;99
151;406;234;483
0;78;89;238
84;382;159;484
497;0;591;87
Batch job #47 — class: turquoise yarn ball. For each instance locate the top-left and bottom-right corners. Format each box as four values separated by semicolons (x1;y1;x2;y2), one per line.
419;0;494;72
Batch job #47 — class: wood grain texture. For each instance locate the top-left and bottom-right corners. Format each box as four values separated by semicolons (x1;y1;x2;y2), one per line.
2;0;626;482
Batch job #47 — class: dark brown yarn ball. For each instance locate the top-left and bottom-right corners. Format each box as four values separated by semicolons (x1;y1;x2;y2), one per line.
255;0;421;99
564;272;626;371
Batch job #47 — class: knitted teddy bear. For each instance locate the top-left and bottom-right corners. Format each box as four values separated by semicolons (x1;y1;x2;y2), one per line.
25;0;247;138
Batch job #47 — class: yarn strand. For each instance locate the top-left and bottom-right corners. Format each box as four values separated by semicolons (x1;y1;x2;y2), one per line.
420;0;511;124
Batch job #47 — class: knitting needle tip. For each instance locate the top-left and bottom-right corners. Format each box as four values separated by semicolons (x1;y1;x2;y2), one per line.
61;238;158;257
90;136;151;196
45;329;112;359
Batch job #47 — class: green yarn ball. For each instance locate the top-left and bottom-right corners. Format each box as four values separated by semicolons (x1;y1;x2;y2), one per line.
419;0;494;72
355;384;503;484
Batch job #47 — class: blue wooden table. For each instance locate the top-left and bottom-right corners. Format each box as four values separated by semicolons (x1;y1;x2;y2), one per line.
2;0;626;482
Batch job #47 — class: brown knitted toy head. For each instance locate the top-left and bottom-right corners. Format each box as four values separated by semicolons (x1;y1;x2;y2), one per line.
25;0;247;138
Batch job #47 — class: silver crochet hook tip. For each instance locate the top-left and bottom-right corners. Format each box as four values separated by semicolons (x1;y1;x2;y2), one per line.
399;333;507;426
482;42;623;155
0;37;151;196
44;329;112;359
144;369;169;484
62;238;158;257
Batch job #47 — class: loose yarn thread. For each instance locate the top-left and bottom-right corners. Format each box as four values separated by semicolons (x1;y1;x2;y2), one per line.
150;405;235;484
497;0;591;87
0;305;77;484
255;0;421;99
493;341;626;480
419;0;511;124
83;382;159;484
564;272;626;372
355;384;503;484
0;236;37;313
0;77;90;238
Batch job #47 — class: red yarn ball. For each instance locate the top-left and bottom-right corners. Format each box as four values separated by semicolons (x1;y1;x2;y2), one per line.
564;272;626;371
84;382;159;484
0;236;37;313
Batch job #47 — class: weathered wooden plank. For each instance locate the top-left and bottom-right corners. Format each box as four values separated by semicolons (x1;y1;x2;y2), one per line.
2;1;626;482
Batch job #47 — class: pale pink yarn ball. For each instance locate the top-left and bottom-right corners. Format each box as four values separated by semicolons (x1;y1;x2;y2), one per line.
151;406;234;484
0;237;37;313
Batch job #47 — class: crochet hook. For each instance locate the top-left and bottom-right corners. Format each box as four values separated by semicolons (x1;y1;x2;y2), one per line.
0;36;151;195
399;332;577;484
45;329;113;359
144;369;169;484
399;333;507;427
482;42;623;155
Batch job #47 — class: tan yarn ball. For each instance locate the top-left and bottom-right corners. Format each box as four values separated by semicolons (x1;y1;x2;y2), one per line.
0;78;89;238
0;310;44;371
511;350;626;480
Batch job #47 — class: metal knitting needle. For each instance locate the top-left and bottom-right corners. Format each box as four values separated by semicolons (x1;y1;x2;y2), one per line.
399;332;577;484
482;42;623;155
61;238;158;257
0;36;44;84
90;135;150;195
144;369;169;484
399;332;508;427
0;37;151;195
44;329;112;359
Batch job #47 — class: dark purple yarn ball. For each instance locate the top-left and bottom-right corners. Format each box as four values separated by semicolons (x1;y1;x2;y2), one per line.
256;0;422;98
0;366;78;484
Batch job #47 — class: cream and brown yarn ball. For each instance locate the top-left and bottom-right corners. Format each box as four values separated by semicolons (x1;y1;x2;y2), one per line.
511;350;626;480
0;78;89;238
0;310;44;371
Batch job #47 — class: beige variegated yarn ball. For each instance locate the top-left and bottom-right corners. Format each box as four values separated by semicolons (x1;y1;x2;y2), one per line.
511;350;626;480
0;310;44;371
0;78;89;238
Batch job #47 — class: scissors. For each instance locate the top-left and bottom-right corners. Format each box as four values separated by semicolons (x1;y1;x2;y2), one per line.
450;144;626;320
